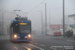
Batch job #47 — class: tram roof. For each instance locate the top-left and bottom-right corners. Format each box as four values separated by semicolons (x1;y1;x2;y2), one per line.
13;20;31;23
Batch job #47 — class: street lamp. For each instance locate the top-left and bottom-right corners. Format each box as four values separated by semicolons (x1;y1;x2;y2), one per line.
63;0;65;37
37;10;43;34
45;3;47;35
49;8;51;27
41;3;47;35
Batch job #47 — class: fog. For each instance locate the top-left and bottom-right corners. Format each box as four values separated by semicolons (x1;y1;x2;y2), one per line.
0;0;75;34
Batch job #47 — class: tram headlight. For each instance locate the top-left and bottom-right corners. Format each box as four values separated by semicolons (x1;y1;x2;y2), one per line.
14;35;17;38
28;34;31;38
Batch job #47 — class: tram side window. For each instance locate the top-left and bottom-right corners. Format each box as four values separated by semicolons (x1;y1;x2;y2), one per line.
14;24;19;33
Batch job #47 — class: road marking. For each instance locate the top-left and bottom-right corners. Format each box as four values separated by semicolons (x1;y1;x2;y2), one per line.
40;44;45;46
67;40;75;42
49;47;57;50
14;46;18;50
23;45;31;50
29;44;44;50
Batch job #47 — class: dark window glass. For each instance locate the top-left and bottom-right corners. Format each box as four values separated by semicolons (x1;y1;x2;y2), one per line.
13;23;19;33
20;25;31;33
13;23;31;33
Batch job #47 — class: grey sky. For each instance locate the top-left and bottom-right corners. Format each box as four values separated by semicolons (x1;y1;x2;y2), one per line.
1;0;75;30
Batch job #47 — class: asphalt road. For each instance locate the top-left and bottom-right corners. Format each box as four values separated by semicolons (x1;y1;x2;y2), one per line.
0;33;75;50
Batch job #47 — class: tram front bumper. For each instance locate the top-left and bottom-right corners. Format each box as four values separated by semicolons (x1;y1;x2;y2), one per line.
13;37;31;41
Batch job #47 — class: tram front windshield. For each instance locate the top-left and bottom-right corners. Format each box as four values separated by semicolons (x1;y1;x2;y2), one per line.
13;23;31;33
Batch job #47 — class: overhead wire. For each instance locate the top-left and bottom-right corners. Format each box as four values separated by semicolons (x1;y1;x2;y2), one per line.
27;0;45;14
14;0;23;17
16;0;23;10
